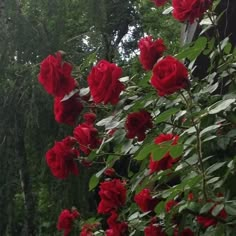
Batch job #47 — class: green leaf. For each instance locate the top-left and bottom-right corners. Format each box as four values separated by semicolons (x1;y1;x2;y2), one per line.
208;98;235;114
155;108;180;124
206;162;226;175
200;202;215;214
170;144;183;158
89;175;99;191
152;145;171;161
225;205;236;216
154;201;165;215
212;204;224;217
134;143;156;161
200;124;220;137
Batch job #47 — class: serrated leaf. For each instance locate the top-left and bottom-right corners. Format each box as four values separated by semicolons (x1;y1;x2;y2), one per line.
154;201;165;215
170;144;183;158
135;143;156;161
208;98;235;114
155;108;180;124
212;204;224;217
89;175;99;191
200;202;215;214
206;162;226;175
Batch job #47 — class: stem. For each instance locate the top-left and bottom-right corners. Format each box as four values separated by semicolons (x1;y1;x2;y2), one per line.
180;91;208;201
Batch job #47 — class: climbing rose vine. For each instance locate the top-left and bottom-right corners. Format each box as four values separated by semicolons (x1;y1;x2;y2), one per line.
38;0;236;235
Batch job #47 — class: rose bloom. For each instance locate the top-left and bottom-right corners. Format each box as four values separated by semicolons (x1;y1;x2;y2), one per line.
73;114;100;155
144;224;166;236
38;52;76;97
125;110;153;141
172;0;212;24
149;133;179;174
174;228;194;236
105;211;128;236
104;168;116;177
134;189;158;212
97;179;126;214
54;94;83;126
197;204;227;228
165;199;178;213
151;56;189;96
152;0;168;7
45;136;79;179
57;209;80;236
139;36;166;71
87;60;125;105
80;223;99;236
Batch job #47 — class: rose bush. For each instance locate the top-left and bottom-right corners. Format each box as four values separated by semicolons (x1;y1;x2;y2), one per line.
38;1;236;235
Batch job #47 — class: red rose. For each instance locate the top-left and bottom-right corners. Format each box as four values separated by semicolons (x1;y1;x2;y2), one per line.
144;224;166;236
57;209;79;236
97;179;126;214
152;0;168;7
80;223;100;236
87;60;125;105
45;136;79;179
172;0;212;24
197;204;227;228
104;168;116;177
151;56;189;96
134;189;158;212
149;134;179;174
38;52;76;97
174;228;194;236
138;36;166;71
73;114;100;155
54;94;83;126
165;199;178;213
105;211;128;236
125;110;153;141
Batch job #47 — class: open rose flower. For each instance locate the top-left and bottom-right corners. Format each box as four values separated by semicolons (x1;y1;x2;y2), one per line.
152;0;168;7
125;110;153;141
54;94;83;126
139;36;166;71
57;209;80;236
149;133;179;174
97;179;126;214
105;211;128;236
46;136;79;179
151;56;189;96
172;0;212;24
134;189;158;212
87;60;125;105
174;228;194;236
73;113;101;155
38;52;76;97
165;199;178;213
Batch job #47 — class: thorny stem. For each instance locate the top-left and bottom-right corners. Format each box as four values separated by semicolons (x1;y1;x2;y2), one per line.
180;90;208;201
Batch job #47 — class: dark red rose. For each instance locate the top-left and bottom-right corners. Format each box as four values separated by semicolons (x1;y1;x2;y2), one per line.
197;204;227;228
165;199;178;213
151;56;189;96
152;0;168;7
149;134;179;174
172;0;212;24
174;228;194;236
73;121;101;155
104;168;116;177
139;36;166;71
97;179;126;214
87;60;125;105
144;224;166;236
54;94;83;126
80;223;100;236
125;110;153;141
45;136;79;179
57;209;79;236
83;112;96;125
38;52;76;97
134;189;158;212
105;211;128;236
